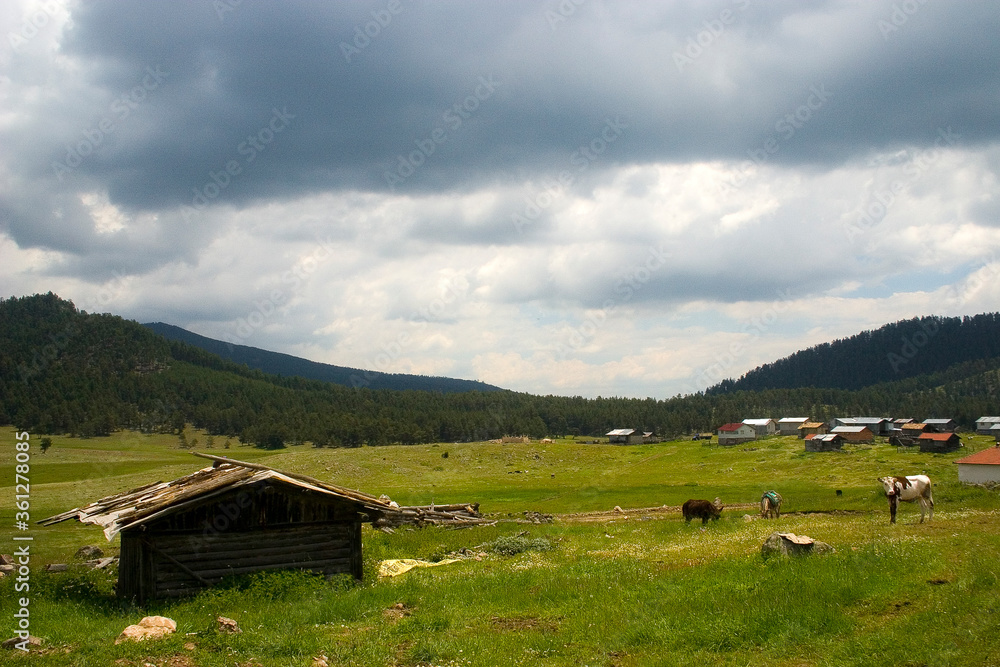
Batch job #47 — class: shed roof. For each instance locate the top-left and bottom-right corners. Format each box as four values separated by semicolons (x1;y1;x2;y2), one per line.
778;417;809;424
805;433;843;442
975;416;1000;423
955;446;1000;466
742;418;775;426
606;428;636;436
918;432;959;442
830;426;871;434
39;453;392;540
799;421;826;429
922;419;956;425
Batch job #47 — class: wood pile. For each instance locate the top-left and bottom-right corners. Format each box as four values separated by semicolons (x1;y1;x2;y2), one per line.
374;503;494;528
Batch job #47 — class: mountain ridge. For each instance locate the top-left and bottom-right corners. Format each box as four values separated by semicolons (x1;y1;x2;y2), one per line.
142;322;503;394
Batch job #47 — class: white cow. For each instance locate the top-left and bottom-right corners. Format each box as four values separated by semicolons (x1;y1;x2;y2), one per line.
878;475;933;524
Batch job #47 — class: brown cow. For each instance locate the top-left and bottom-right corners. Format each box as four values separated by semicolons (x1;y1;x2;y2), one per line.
682;498;723;524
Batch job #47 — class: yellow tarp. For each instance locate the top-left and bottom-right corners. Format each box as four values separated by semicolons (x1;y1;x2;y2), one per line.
377;558;461;577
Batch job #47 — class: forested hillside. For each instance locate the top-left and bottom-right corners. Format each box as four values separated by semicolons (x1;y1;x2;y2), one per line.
708;314;1000;393
143;322;502;394
2;294;1000;446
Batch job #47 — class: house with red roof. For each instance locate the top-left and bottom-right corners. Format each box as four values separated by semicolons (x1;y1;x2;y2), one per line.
955;445;1000;484
717;422;756;446
918;431;962;453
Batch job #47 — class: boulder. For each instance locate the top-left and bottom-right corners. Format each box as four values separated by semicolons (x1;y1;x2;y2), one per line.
762;532;835;559
115;616;177;644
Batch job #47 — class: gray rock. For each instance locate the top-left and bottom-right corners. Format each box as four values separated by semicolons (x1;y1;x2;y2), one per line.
762;532;835;559
74;545;104;560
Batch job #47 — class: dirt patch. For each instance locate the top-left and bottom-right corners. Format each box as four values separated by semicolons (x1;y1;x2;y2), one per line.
383;602;413;622
114;655;198;667
552;503;757;522
490;615;560;633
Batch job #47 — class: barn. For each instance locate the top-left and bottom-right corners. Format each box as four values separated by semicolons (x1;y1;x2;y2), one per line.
921;418;958;433
39;454;393;601
797;421;828;439
606;428;644;445
804;433;845;452
830;425;875;443
917;432;962;453
777;418;809;436
955;445;1000;484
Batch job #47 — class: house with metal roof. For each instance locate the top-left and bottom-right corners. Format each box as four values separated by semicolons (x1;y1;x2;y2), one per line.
40;453;394;601
975;417;1000;435
830;425;875;443
777;417;809;436
831;417;891;435
742;418;777;436
955;445;1000;484
922;418;958;433
804;433;845;452
606;428;645;445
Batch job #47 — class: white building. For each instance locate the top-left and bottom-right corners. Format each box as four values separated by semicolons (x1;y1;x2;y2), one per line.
742;418;777;437
955;445;1000;485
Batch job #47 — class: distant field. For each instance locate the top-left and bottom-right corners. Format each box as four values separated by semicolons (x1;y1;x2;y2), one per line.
2;426;999;666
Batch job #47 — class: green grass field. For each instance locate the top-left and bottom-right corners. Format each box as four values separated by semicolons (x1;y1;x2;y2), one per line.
2;426;1000;666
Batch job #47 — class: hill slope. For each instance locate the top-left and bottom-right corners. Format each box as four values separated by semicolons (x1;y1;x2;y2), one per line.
708;314;1000;394
3;293;1000;444
143;322;502;394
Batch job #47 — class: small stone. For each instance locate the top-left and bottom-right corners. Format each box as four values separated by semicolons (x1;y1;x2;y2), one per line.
2;635;43;650
216;616;241;634
74;545;104;560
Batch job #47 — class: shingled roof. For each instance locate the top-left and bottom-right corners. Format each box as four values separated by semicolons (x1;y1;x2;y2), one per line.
39;453;392;540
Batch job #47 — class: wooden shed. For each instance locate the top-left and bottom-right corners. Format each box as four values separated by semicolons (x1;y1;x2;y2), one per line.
917;432;962;453
830;426;875;443
804;433;845;452
40;454;393;601
797;421;828;439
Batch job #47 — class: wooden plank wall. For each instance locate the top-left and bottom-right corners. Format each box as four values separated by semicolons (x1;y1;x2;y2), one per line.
131;522;361;598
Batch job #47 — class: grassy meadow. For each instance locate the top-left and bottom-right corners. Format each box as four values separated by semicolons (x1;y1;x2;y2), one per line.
2;426;1000;666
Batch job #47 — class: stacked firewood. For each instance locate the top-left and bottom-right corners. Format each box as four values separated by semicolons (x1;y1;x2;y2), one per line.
374;503;493;528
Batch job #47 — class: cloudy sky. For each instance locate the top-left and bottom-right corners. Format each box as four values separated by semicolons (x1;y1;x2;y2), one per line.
3;0;999;398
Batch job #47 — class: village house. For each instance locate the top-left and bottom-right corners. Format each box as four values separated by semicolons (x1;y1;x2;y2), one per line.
742;418;778;437
830;425;875;443
797;421;828;439
922;418;958;433
718;422;757;446
993;424;1000;443
955;445;1000;484
918;432;962;453
831;417;891;436
40;454;394;601
975;417;1000;435
804;433;845;452
777;417;809;436
606;428;645;445
901;422;934;436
